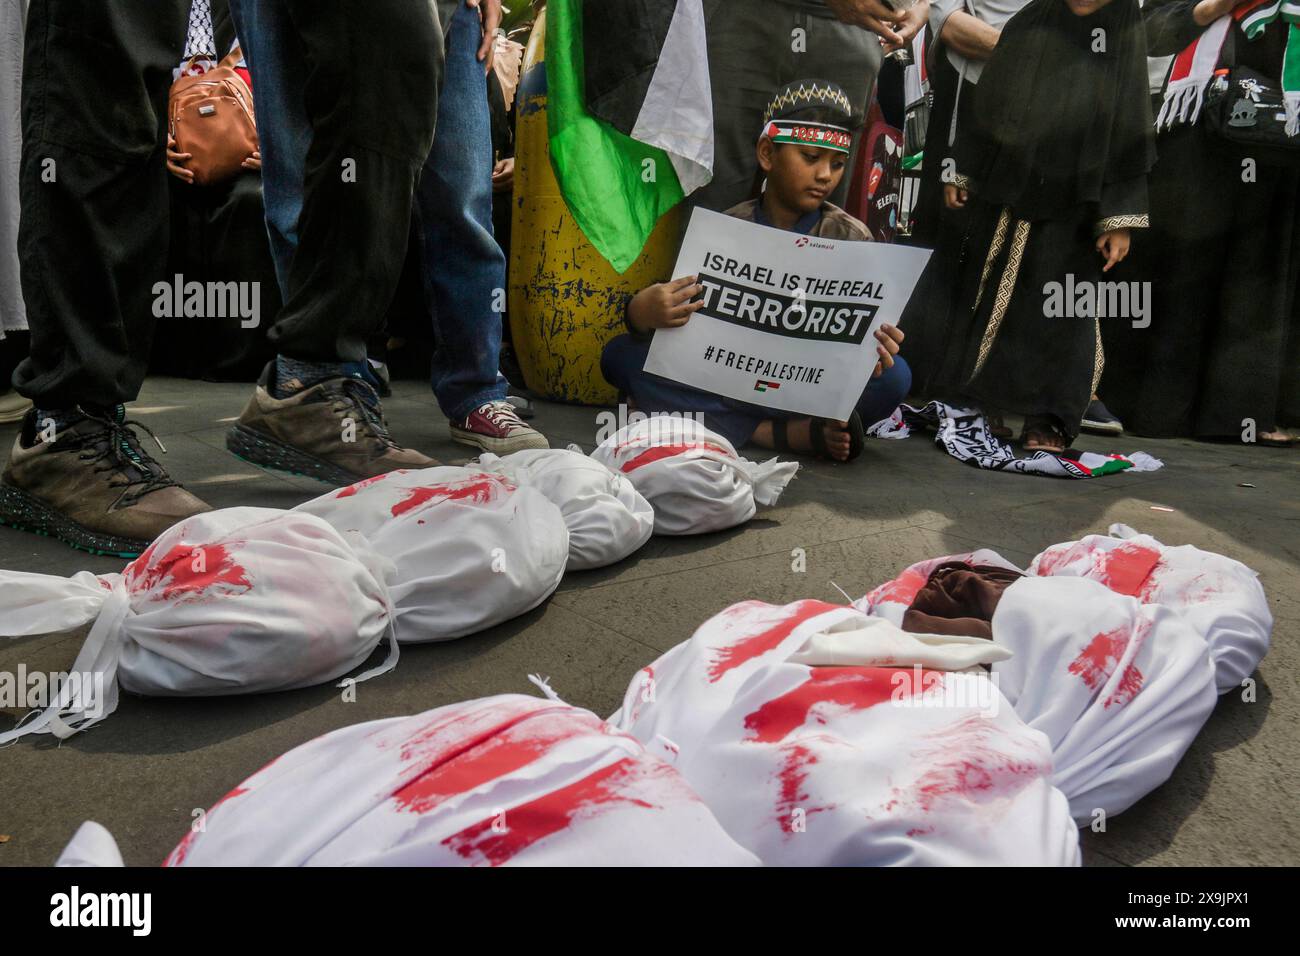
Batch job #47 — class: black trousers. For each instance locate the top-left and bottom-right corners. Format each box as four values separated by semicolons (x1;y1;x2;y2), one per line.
14;0;189;408
231;0;442;364
15;0;442;407
1101;111;1300;437
153;172;280;382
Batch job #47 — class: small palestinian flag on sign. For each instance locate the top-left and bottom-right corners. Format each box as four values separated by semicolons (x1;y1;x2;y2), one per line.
754;380;781;392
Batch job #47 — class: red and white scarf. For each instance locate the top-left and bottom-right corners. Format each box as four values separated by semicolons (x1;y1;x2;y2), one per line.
1157;0;1300;136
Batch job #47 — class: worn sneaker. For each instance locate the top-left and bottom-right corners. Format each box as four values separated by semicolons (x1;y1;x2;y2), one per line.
0;407;210;557
449;400;549;454
1081;398;1124;436
226;362;438;484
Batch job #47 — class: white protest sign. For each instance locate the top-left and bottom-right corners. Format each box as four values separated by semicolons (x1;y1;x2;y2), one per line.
643;208;931;421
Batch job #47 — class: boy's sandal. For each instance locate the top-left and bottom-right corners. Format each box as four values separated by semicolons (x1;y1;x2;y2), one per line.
1021;416;1069;454
773;411;865;463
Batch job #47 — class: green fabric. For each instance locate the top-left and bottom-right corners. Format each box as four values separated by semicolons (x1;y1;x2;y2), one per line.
1241;2;1300;134
1083;457;1133;477
545;0;684;274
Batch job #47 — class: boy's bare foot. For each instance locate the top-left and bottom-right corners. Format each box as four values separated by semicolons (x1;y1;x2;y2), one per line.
753;413;863;463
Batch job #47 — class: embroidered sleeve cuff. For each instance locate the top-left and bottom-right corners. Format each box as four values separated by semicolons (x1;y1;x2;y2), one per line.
1095;214;1149;236
951;173;971;190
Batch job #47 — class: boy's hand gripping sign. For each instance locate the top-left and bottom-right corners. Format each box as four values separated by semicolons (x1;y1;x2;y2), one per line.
644;208;931;421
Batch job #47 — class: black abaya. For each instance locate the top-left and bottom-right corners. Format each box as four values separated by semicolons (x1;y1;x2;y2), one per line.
901;0;1154;440
1100;0;1300;438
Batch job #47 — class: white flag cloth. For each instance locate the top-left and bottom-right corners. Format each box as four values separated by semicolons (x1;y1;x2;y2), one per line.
590;418;798;535
609;599;1080;866
295;467;569;642
58;694;755;866
477;448;654;570
0;507;396;743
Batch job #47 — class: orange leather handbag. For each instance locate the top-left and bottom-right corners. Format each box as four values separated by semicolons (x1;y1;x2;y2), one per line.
168;46;258;186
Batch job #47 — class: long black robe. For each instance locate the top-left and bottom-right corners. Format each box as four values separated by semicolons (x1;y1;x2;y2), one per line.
1100;0;1300;438
901;0;1154;441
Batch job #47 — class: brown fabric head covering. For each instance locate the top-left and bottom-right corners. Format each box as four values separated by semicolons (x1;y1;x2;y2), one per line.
902;561;1024;641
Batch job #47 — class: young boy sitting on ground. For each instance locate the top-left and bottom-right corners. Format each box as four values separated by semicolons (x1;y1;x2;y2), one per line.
600;79;908;464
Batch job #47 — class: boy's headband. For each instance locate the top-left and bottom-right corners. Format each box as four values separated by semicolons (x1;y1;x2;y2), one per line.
760;119;853;154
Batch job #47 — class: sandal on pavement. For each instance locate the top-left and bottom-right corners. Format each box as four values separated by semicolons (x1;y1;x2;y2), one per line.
773;411;865;463
1021;415;1069;454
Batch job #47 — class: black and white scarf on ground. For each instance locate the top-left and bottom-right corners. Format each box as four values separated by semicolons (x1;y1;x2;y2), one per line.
867;402;1163;478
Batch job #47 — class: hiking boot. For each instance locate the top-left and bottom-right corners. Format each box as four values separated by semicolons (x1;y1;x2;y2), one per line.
226;362;437;484
1081;398;1124;436
0;407;210;558
450;400;549;454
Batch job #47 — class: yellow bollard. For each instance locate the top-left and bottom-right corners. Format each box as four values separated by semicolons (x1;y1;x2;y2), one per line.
508;8;682;405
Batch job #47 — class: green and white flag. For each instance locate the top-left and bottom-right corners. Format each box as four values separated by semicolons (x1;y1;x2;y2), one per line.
546;0;713;273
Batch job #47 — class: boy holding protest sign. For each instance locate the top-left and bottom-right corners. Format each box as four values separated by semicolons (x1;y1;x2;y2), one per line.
600;80;908;464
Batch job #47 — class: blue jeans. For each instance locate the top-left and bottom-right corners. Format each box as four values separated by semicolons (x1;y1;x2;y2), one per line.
601;334;912;449
225;0;311;293
414;1;508;420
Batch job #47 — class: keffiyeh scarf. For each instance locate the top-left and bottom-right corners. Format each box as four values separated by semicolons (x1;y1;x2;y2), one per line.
1157;0;1300;135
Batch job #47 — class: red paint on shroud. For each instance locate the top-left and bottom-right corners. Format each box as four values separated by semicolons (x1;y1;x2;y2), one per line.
1096;542;1161;597
163;786;248;867
706;599;841;682
883;715;1047;817
1068;624;1145;708
392;712;589;816
620;442;733;473
867;566;929;607
743;667;940;743
774;741;829;831
1104;660;1145;710
441;757;669;865
128;542;252;604
1103;616;1150;709
378;696;547;766
1034;540;1162;598
743;667;941;832
390;474;515;518
1032;541;1089;578
335;470;400;498
1068;627;1127;691
1140;568;1221;607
